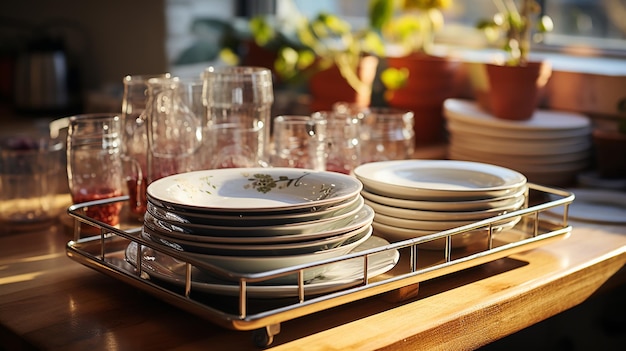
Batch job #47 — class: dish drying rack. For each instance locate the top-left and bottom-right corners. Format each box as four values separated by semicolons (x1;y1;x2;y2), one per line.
66;183;574;348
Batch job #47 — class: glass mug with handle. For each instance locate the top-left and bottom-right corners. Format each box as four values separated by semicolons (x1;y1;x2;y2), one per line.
121;73;170;219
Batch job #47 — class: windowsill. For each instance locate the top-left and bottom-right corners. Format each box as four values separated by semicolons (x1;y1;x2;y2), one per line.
445;46;626;119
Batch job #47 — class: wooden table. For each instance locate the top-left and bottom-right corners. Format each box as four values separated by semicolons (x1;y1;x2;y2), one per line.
1;209;625;350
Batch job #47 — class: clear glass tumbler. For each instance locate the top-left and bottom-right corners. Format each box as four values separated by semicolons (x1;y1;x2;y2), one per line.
311;110;361;175
66;113;125;228
202;66;273;167
359;107;415;163
145;76;205;182
0;136;64;231
270;115;327;171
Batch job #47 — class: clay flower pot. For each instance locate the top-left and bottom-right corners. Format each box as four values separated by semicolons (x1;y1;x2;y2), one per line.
308;55;379;112
484;60;552;121
385;53;460;145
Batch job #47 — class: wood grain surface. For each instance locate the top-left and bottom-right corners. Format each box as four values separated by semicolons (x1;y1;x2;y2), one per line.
1;217;625;350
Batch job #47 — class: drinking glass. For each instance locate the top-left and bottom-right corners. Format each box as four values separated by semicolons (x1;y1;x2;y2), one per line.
311;110;361;175
145;76;205;182
202;66;273;167
0;136;64;231
359;107;415;163
205;123;264;169
66;113;126;229
270;115;327;170
121;73;170;218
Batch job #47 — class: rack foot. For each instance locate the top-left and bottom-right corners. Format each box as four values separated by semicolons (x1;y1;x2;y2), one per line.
252;324;281;348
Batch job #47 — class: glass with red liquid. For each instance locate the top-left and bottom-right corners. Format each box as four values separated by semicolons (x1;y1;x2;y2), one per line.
145;77;205;180
66;113;126;236
121;73;170;219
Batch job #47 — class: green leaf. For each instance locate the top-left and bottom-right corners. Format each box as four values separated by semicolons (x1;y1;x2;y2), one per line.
368;0;394;31
249;17;275;47
538;15;554;33
380;67;409;90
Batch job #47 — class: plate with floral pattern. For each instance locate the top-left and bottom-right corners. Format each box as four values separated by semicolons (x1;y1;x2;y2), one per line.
147;168;362;213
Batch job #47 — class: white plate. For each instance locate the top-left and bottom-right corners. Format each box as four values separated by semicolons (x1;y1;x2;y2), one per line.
365;197;525;221
147;168;362;213
445;119;591;139
374;212;480;231
146;196;365;236
448;145;590;166
444;99;591;131
361;187;526;212
448;135;591;156
372;217;520;250
146;193;362;227
447;150;590;173
124;236;399;298
354;160;526;201
142;221;372;256
546;188;626;224
172;226;373;283
144;203;375;244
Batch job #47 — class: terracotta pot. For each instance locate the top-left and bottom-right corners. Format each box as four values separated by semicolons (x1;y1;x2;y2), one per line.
385;53;460;145
484;60;552;121
465;61;491;112
308;55;379;112
592;128;626;178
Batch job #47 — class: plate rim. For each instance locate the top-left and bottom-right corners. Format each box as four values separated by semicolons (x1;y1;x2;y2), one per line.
124;236;399;298
354;160;527;200
147;168;363;213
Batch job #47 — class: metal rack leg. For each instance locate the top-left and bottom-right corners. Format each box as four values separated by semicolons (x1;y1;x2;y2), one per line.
252;324;281;348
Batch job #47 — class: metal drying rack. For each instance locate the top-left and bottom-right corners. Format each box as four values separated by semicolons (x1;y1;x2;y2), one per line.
66;183;574;348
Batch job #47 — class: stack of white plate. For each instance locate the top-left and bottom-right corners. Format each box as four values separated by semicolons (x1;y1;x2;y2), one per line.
141;168;397;286
354;160;527;249
444;99;592;186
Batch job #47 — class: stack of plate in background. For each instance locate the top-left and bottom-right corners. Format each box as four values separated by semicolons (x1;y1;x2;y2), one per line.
354;160;528;250
140;168;390;285
444;99;592;186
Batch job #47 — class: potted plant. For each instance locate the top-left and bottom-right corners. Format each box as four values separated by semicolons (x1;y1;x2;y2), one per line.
369;0;460;145
472;0;554;120
249;7;385;112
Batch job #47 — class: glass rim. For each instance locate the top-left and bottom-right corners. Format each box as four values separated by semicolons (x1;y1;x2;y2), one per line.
203;65;272;76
